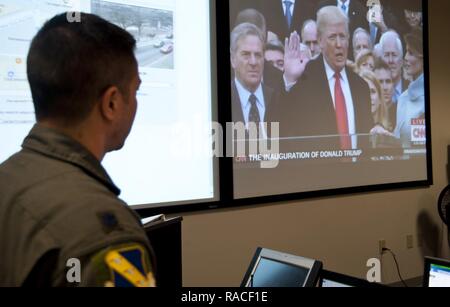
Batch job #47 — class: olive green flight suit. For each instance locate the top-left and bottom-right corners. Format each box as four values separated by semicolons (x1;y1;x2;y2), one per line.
0;125;155;287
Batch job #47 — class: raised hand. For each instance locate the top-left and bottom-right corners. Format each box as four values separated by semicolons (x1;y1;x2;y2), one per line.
283;31;310;84
372;6;388;32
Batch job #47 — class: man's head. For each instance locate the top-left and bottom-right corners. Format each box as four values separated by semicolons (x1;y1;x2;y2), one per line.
231;23;265;93
404;10;422;28
235;9;267;42
380;31;403;84
27;13;141;153
265;39;285;71
317;6;349;72
374;58;394;106
352;27;372;60
301;20;321;59
404;2;422;28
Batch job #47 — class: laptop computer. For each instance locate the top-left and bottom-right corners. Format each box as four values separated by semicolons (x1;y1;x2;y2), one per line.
423;256;450;287
241;247;322;287
320;270;386;287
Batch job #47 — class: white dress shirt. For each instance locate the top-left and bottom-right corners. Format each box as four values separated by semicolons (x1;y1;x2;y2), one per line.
323;58;357;149
281;0;295;19
235;78;267;137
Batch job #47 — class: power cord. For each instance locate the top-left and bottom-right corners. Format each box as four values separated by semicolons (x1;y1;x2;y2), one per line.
382;248;408;287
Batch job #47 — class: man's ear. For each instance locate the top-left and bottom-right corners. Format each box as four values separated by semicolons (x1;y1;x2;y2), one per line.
99;86;121;121
318;36;325;50
230;53;237;70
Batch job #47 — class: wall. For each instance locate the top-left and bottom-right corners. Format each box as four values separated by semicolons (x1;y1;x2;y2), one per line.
180;0;450;286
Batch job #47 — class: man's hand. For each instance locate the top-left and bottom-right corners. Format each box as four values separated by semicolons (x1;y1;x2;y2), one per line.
370;124;395;136
372;7;388;33
283;31;310;84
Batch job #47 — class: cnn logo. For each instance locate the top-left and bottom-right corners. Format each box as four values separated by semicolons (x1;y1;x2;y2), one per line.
411;125;426;142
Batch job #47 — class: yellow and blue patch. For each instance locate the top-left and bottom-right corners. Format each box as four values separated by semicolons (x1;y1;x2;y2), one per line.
105;245;155;287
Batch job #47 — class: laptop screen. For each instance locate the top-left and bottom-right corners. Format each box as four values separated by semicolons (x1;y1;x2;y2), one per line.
423;257;450;287
241;248;322;287
250;257;310;287
428;263;450;287
321;279;353;288
319;270;386;288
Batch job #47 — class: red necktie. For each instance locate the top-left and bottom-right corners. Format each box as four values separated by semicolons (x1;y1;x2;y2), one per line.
334;73;351;150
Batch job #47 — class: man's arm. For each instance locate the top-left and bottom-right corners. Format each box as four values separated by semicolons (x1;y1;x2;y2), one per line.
80;243;156;287
22;249;60;287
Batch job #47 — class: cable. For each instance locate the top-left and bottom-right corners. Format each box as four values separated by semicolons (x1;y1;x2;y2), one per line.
382;248;408;287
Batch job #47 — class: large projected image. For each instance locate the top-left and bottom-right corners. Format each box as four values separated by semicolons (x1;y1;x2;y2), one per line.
0;0;216;208
228;0;429;199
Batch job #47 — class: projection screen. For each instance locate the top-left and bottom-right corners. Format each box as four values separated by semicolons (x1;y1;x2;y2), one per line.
226;0;431;200
0;0;218;210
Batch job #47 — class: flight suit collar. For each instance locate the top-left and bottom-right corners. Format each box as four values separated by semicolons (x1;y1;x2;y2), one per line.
22;124;121;196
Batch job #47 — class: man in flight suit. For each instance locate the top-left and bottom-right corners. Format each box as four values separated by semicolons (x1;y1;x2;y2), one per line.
0;13;155;287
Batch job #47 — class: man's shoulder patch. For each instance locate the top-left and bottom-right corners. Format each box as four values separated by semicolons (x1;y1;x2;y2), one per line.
104;245;155;287
97;211;123;234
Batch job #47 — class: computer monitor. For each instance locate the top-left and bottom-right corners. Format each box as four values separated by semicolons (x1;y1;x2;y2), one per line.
423;257;450;287
319;270;386;288
241;248;322;287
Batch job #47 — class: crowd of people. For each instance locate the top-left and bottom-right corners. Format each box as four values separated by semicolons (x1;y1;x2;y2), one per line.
230;0;425;149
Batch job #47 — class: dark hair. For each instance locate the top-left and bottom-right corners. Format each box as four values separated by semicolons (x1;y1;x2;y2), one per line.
374;57;391;73
235;9;267;40
27;12;137;124
404;1;422;12
265;39;284;54
405;28;423;57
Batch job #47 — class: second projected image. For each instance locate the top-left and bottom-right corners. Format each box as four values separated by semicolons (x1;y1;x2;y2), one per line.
92;0;174;69
229;0;426;150
227;0;430;200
